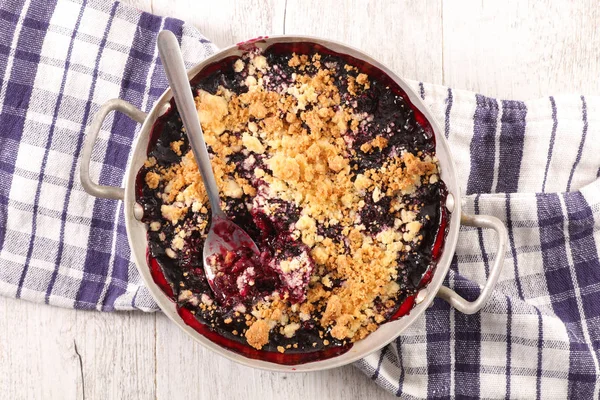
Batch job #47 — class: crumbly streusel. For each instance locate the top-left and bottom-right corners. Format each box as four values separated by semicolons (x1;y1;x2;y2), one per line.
138;46;446;357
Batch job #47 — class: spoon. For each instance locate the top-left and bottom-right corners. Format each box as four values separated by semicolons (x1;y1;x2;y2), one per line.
157;30;259;298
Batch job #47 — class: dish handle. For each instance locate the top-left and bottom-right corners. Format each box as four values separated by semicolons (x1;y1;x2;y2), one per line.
80;99;147;200
436;212;508;314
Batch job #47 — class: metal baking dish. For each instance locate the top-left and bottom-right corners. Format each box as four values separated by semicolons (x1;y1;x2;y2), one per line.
80;35;507;372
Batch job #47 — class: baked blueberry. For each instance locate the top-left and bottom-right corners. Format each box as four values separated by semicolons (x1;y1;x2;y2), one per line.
137;45;447;362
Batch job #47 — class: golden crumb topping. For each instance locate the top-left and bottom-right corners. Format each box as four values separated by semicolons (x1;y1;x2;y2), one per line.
245;319;270;350
141;49;442;350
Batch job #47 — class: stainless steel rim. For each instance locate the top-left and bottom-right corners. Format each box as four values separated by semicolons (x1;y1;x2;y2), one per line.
80;34;507;372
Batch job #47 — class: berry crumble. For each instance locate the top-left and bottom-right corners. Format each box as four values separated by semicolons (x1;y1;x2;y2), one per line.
137;43;448;364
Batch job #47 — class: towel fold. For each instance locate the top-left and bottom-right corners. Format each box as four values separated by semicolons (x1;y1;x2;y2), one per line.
1;1;599;398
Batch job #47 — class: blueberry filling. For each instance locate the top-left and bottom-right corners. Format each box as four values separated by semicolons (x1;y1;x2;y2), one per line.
136;43;448;364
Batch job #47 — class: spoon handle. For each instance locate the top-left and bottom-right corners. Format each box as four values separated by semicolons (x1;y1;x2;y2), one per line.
157;30;225;218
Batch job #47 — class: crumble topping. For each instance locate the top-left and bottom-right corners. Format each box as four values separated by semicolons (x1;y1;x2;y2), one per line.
138;47;445;354
245;318;270;350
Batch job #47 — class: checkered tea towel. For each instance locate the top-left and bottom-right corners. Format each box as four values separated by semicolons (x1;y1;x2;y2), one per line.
1;1;600;399
356;89;600;399
0;0;215;311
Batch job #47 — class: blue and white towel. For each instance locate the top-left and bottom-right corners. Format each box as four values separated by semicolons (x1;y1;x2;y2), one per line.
0;0;215;311
356;90;600;399
0;1;599;398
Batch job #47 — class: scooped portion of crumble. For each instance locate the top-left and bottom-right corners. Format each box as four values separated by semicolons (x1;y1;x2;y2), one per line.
137;46;446;355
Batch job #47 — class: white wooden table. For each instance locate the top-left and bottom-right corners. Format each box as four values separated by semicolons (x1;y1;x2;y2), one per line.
2;1;599;399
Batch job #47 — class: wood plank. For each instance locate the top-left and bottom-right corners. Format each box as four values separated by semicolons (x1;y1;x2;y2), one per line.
0;297;81;400
75;310;156;399
0;297;156;400
149;0;287;48
285;0;444;83
442;0;600;98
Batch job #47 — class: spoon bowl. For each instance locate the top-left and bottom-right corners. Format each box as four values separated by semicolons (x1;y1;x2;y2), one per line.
203;215;260;299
